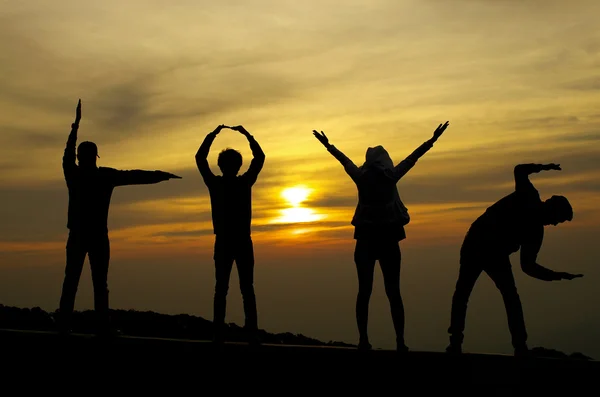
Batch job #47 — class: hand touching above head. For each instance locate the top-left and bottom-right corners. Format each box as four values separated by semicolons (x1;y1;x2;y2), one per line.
211;124;228;135
230;125;251;137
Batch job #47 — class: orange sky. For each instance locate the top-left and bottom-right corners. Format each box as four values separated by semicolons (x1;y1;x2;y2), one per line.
1;0;599;357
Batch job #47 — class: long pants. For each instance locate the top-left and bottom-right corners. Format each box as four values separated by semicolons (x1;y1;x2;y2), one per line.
448;245;528;349
59;231;110;330
354;238;405;345
212;235;257;336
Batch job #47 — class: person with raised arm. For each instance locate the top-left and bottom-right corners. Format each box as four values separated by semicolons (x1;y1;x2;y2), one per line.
446;163;583;357
313;121;450;352
58;99;182;337
196;124;265;346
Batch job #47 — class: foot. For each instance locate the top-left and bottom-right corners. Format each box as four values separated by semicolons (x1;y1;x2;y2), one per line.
397;343;409;354
446;343;462;355
358;341;372;350
514;344;530;358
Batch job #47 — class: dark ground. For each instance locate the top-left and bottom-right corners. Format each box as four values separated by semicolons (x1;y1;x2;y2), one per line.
0;328;597;396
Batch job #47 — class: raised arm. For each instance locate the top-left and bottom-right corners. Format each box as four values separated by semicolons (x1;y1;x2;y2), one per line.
231;125;265;185
392;121;449;181
514;163;561;192
520;226;583;281
195;125;226;185
112;169;181;187
63;99;81;180
313;130;361;181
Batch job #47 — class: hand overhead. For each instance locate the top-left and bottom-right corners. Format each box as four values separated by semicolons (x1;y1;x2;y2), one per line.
432;121;449;141
73;99;81;127
313;130;330;147
212;124;228;135
230;125;251;136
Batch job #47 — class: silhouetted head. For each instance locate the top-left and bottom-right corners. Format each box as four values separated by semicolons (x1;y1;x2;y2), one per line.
77;141;99;168
362;145;394;172
542;195;573;226
218;148;243;176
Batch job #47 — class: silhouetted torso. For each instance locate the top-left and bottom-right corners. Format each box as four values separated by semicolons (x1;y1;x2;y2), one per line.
204;174;255;237
465;176;543;256
353;168;406;241
64;165;168;234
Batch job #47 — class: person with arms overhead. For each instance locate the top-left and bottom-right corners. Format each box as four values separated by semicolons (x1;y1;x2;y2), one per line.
313;121;450;352
196;124;265;346
58;99;182;337
446;163;583;357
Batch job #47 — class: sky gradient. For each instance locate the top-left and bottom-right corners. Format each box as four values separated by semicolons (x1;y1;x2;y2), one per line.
1;0;599;357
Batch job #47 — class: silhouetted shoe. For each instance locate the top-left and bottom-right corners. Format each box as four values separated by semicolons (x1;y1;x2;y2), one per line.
397;344;409;354
445;343;462;354
358;341;372;350
514;345;530;358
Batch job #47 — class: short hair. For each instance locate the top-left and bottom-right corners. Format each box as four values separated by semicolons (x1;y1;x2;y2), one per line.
217;148;243;171
546;195;573;221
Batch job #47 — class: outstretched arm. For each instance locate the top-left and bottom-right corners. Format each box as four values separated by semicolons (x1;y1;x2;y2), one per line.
392;121;449;181
520;227;583;281
112;169;181;186
63;99;81;180
313;130;360;181
514;163;561;192
195;125;227;185
231;125;265;185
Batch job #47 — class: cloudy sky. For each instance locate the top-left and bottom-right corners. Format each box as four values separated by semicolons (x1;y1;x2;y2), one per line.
1;0;599;357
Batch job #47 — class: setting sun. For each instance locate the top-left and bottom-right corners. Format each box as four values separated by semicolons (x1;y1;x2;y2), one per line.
281;186;311;207
270;186;325;224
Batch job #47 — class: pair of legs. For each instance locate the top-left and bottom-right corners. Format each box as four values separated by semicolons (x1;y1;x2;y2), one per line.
58;231;111;334
447;247;528;354
354;238;407;351
212;234;258;343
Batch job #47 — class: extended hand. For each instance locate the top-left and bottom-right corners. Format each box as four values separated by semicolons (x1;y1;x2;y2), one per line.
559;272;583;280
432;121;449;140
313;130;330;147
164;172;182;179
542;163;561;171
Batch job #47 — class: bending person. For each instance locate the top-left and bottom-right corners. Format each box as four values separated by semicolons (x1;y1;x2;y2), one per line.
59;99;182;336
447;163;583;357
313;121;450;352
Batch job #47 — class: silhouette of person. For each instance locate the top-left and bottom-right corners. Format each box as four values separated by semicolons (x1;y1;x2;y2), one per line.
58;99;182;336
195;124;265;345
446;163;583;356
313;121;450;352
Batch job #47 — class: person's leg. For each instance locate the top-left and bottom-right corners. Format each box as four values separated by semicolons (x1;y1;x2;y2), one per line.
89;233;112;335
213;235;235;343
58;232;87;333
354;239;376;349
485;258;528;355
378;240;407;352
235;236;259;344
447;251;483;353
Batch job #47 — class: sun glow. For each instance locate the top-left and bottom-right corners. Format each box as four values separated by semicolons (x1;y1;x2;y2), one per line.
281;186;311;207
271;186;325;224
